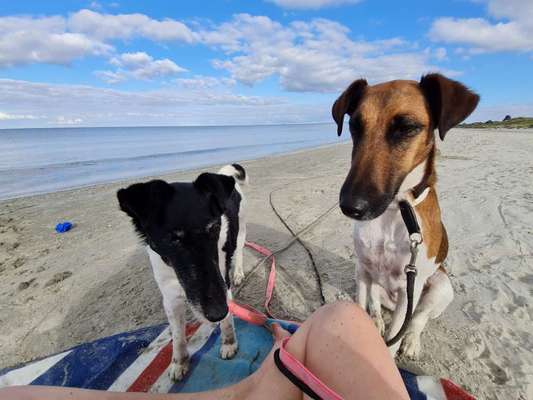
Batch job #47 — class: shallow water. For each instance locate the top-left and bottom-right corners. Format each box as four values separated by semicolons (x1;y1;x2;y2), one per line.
0;123;341;199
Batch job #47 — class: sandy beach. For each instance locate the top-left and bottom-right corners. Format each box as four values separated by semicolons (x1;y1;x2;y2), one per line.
1;128;532;399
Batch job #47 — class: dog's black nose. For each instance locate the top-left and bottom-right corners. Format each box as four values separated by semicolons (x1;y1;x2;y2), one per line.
340;197;369;219
204;304;229;322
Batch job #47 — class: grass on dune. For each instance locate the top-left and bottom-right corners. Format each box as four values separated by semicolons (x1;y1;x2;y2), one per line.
460;117;533;129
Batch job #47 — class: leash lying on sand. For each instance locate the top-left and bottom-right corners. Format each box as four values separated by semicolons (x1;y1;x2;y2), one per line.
233;177;340;310
232;202;338;319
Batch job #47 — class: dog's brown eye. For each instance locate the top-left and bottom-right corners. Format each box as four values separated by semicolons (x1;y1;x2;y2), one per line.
388;115;423;141
398;124;421;135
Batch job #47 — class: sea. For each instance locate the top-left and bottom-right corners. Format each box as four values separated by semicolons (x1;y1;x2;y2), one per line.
0;123;342;200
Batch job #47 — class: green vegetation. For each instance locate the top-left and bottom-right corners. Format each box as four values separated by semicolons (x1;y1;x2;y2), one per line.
459;117;533;129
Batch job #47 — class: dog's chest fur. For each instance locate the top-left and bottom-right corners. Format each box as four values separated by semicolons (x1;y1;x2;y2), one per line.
353;204;438;299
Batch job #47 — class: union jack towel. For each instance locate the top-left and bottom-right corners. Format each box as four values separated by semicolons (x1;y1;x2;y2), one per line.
0;318;475;399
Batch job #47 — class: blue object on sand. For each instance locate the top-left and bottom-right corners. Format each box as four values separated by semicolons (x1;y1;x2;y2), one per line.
55;221;73;233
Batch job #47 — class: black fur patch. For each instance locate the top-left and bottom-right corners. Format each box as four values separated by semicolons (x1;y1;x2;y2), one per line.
231;163;246;181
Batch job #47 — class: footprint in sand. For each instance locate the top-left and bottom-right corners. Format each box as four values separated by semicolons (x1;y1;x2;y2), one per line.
465;332;486;359
13;257;26;269
465;330;510;385
482;352;509;385
44;271;73;287
462;301;484;323
18;278;36;291
518;274;533;285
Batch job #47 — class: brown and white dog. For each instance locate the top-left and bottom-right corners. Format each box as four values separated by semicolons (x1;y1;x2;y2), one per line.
333;73;479;358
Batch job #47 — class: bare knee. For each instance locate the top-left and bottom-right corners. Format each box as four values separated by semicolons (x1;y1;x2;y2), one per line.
317;301;370;320
310;301;375;337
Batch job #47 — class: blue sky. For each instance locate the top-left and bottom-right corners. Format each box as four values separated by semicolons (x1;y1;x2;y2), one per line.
0;0;532;128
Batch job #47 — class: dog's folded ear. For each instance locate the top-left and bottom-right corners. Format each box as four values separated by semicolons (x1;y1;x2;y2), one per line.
117;180;174;225
193;173;235;215
419;73;480;140
332;79;368;136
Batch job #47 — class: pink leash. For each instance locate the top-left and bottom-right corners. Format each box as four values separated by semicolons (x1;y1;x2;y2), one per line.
275;337;344;400
227;241;277;326
244;241;276;318
228;240;298;328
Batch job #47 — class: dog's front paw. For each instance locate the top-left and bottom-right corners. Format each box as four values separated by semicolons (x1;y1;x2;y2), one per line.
169;357;190;381
232;270;245;286
220;341;238;359
400;331;421;360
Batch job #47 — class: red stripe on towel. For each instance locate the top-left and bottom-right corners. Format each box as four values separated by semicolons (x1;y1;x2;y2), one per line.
126;323;200;392
441;378;476;400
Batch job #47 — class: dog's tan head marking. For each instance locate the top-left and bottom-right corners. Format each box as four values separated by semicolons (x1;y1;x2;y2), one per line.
334;73;479;220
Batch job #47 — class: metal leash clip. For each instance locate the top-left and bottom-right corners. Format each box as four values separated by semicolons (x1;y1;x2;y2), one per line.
405;233;422;276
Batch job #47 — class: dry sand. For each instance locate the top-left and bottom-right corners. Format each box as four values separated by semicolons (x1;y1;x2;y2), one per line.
0;128;532;399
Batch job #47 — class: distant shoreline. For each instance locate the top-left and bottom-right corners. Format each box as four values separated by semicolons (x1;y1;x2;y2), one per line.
460;116;533;129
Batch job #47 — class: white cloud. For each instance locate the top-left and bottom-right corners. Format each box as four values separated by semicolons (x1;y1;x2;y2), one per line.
487;0;533;22
0;9;196;69
129;58;185;80
176;75;236;89
202;14;448;93
0;15;111;68
429;0;533;53
97;52;186;82
0;10;448;93
0;79;289;127
3;78;527;128
110;52;153;68
68;9;197;42
93;70;127;84
56;116;84;125
266;0;362;9
0;111;40;120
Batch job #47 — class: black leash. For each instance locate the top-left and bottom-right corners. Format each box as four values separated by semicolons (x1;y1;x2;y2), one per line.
385;199;423;347
273;349;322;400
268;189;326;307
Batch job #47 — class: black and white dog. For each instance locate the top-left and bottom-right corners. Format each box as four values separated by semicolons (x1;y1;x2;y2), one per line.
117;164;247;381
